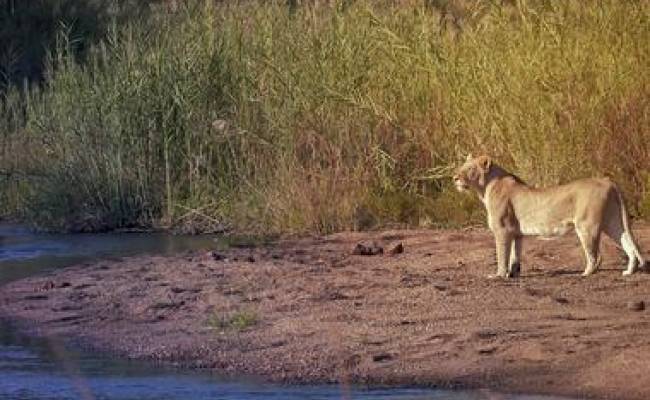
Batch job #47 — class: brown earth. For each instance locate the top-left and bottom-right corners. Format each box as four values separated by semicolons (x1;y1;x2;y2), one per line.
2;226;650;399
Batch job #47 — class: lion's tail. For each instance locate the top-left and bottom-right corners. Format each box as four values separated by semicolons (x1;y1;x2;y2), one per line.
615;185;646;267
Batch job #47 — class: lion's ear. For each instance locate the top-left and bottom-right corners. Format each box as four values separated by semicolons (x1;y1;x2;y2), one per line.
477;155;491;172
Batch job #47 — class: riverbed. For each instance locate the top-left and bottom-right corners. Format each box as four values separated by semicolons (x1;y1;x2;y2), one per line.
0;224;600;399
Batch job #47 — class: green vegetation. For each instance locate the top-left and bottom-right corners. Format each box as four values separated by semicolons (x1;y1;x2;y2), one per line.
1;0;648;233
208;310;258;331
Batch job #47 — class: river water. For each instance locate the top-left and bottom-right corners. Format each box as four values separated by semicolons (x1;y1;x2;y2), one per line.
0;224;574;400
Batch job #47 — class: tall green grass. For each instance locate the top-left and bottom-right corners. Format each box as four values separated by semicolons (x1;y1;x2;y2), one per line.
1;0;648;233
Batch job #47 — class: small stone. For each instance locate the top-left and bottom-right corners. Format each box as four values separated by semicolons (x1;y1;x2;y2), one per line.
478;346;498;354
372;352;394;362
352;241;383;256
627;301;645;311
245;255;256;263
209;251;226;261
388;242;404;255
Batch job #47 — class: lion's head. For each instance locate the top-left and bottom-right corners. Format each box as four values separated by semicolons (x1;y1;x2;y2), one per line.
453;154;492;192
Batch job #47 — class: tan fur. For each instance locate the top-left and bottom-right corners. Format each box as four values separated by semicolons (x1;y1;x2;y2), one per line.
453;155;646;278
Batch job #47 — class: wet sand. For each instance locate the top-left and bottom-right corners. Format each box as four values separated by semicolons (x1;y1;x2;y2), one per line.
2;226;650;399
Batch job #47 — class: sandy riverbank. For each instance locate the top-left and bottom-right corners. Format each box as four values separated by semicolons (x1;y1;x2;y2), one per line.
2;226;650;399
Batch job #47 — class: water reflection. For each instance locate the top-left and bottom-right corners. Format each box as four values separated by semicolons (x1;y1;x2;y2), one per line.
0;224;219;283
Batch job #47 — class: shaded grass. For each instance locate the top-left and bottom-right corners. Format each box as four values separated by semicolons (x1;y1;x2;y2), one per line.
1;0;648;233
0;0;154;89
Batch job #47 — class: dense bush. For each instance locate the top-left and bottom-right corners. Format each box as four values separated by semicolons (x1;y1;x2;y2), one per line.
1;0;648;233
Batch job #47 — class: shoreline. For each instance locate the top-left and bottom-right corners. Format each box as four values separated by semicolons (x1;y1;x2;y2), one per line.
2;227;650;399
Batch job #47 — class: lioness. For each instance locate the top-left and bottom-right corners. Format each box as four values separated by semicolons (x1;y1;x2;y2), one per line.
453;155;646;278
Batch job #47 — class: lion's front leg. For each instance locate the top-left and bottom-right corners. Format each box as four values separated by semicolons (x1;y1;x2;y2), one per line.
508;237;522;278
489;232;512;279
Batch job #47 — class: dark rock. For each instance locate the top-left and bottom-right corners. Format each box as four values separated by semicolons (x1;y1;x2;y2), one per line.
246;255;256;263
372;353;394;362
209;251;226;261
627;301;645;311
388;242;404;255
478;346;498;354
352;242;383;256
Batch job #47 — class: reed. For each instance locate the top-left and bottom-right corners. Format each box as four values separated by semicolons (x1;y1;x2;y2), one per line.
1;0;648;233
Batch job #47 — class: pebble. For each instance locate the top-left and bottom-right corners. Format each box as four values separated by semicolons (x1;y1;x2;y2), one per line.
627;301;645;311
209;251;226;261
352;241;383;256
372;352;394;362
388;242;404;255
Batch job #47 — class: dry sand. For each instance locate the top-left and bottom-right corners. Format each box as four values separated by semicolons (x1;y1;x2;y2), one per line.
2;226;650;399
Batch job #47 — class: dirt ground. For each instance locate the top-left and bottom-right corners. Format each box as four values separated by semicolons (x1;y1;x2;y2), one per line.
2;225;650;399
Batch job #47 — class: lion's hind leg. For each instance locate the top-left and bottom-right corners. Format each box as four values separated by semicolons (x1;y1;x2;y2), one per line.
621;232;643;275
603;214;642;276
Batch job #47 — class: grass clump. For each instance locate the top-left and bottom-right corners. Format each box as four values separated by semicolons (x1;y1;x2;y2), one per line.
208;310;258;332
1;0;648;233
